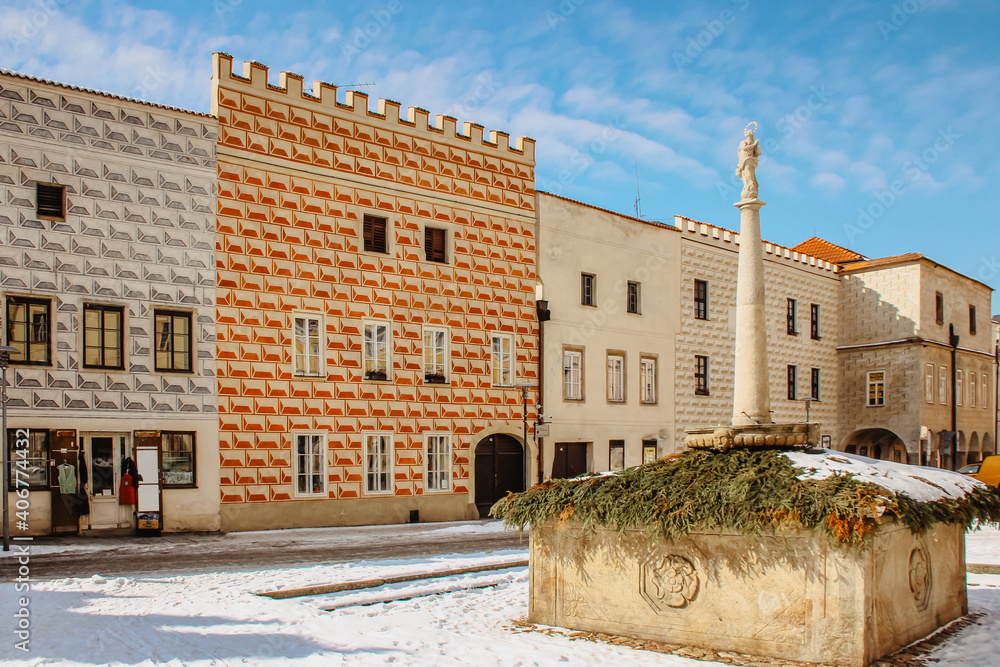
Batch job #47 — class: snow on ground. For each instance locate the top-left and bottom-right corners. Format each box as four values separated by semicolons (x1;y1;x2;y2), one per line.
1;523;999;665
784;449;982;501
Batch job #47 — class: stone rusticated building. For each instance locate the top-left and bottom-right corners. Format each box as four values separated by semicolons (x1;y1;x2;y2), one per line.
836;252;995;467
0;71;220;535
674;220;841;451
211;54;538;530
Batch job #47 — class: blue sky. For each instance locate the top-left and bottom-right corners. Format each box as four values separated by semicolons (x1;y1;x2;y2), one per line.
3;0;999;312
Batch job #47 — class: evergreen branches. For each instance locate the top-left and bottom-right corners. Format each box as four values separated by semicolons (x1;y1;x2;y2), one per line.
490;449;1000;548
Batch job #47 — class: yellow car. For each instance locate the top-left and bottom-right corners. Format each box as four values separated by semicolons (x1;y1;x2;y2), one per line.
958;456;1000;488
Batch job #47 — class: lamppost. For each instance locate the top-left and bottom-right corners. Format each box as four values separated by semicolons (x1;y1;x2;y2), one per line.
0;344;19;552
514;382;537;491
800;396;819;424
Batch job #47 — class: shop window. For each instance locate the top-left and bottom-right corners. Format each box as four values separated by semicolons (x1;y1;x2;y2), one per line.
7;429;49;489
161;432;196;487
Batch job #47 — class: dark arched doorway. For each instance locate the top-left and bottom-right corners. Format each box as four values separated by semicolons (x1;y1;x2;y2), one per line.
841;428;907;463
474;434;524;517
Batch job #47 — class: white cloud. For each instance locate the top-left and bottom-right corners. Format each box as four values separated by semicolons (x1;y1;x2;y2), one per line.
811;172;847;192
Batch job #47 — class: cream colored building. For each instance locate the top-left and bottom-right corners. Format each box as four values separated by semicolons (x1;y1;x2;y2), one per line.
534;193;679;478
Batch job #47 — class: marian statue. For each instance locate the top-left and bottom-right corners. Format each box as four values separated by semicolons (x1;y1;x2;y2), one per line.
736;124;761;200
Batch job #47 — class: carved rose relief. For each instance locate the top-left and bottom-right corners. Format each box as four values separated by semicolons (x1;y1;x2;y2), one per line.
909;545;932;611
640;554;700;612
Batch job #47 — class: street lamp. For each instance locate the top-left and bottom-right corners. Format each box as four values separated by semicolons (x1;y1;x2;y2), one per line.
514;382;537;491
0;344;19;552
799;396;819;424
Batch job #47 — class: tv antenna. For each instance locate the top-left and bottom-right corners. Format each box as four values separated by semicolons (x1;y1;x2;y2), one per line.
338;81;376;88
633;158;642;219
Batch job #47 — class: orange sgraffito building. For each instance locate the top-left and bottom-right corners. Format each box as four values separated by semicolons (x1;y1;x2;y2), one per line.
210;54;539;530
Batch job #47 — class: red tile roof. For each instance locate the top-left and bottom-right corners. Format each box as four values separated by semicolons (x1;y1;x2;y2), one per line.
790;237;865;265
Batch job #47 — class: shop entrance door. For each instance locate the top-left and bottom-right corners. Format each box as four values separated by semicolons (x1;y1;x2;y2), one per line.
82;432;129;530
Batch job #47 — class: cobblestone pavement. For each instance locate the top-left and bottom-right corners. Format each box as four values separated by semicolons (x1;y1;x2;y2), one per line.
507;613;984;666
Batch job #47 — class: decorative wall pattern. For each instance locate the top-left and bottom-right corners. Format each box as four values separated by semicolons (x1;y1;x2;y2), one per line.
0;72;218;414
213;55;538;506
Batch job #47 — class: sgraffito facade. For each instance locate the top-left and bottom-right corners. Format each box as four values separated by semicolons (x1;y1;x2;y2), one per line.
210;54;538;530
0;71;220;535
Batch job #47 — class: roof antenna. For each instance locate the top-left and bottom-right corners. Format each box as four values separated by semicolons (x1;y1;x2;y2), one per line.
633;158;642;218
338;81;376;88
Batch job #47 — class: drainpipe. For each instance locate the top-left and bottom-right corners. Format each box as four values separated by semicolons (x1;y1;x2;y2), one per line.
950;324;959;469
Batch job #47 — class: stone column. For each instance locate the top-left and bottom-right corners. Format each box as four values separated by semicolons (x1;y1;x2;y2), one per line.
731;197;771;426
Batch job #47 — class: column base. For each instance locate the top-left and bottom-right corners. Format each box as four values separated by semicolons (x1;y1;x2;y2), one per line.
685;423;820;452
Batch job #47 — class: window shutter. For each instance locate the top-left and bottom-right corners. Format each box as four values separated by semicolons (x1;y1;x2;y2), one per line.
36;183;65;218
425;227;446;263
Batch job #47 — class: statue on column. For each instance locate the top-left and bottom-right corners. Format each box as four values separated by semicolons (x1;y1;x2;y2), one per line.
736;122;761;200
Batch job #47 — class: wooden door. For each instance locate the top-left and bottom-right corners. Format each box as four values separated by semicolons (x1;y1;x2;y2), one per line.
474;434;524;517
552;442;588;479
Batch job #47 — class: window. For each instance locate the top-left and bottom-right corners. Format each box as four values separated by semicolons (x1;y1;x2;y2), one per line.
787;365;797;400
956;369;963;406
939;365;947;404
161;432;195;486
640;357;656;404
425;434;451;491
491;334;513;387
8;429;49;489
36;182;65;220
425;227;447;263
983;375;989;409
362;214;388;254
810;303;820;340
971;372;977;407
294;433;325;496
563;350;582;400
867;370;885;407
363;321;390;380
642;440;658;464
970;305;977;335
787;298;797;335
609;440;625;471
293;314;323;376
607;354;624;403
423;327;448;384
365;433;392;494
695;355;709;396
925;364;934;404
581;273;596;307
83;303;124;369
694;279;708;320
154;311;193;372
811;368;821;400
935;292;944;325
627;281;640;314
5;296;50;365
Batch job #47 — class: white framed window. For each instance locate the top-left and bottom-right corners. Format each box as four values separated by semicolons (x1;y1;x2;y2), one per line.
983;375;989;409
956;369;963;407
293;314;323;376
607;354;624;402
564;350;583;400
364;433;393;494
640;357;656;404
925;364;934;404
425;433;451;492
491;334;513;387
294;433;326;496
939;365;947;404
363;321;391;381
423;327;449;384
867;370;885;407
970;371;977;407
